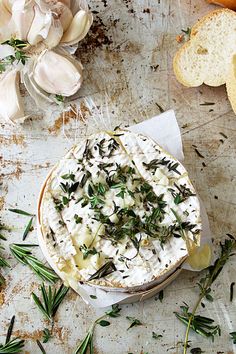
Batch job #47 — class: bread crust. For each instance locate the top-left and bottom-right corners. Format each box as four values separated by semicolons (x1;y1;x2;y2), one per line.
226;55;236;114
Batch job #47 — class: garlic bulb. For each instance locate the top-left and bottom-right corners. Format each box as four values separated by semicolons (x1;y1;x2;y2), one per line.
0;0;93;123
61;8;93;45
33;50;83;96
0;70;25;123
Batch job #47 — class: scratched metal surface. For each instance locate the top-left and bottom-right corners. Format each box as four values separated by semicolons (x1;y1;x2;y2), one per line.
0;0;236;353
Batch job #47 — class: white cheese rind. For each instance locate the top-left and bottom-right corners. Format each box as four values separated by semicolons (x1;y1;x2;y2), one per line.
39;130;201;290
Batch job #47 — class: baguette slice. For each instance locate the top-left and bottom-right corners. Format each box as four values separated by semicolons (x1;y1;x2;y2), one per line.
173;9;236;87
226;55;236;113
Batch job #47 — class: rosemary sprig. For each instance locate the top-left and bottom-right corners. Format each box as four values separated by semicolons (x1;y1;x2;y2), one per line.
10;244;58;283
32;283;69;322
88;261;116;281
73;304;121;354
175;235;236;354
0;315;25;353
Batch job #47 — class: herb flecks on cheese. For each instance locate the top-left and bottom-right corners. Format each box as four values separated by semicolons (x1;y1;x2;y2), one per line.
40;130;201;289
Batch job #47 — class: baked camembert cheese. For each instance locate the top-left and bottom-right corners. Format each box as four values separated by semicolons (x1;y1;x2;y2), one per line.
38;130;201;292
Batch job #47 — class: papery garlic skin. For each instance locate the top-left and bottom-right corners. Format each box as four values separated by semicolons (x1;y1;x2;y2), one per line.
0;0;11;27
10;0;35;40
0;70;25;124
61;8;93;45
33;50;83;96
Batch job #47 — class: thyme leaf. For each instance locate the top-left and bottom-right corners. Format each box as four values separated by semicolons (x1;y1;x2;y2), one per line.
126;316;142;330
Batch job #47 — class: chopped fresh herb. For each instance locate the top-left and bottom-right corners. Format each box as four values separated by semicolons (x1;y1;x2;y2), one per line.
42;328;51;343
190;348;204;354
88;261;116;281
32;283;69;322
199;102;215;106
89;295;97;299
155;103;164;112
10;244;58;283
219;132;228;139
175;235;236;354
152;331;163;339
0;38;28;73
22;216;34;241
55;94;64;103
61;173;75;181
80;171;92;188
143;158;181;175
98;320;110;327
158;290;164;302
74;214;83;224
230;332;236;344
8;208;34;216
126;316;142;330
230;282;235;302
193;148;205;159
36;340;47;354
0;315;25;353
79;244;98;259
169;183;195;205
105;304;121;318
181;27;191;38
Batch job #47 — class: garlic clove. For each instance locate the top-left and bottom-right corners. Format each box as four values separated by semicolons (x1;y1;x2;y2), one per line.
44;18;63;48
32;50;83;96
50;2;73;32
0;70;25;124
60;9;93;45
27;4;52;45
10;0;35;41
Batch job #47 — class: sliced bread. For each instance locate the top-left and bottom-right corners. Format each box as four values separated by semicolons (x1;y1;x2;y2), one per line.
226;55;236;113
173;9;236;87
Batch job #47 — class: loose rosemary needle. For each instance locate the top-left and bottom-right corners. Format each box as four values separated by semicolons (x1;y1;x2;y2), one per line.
175;235;236;354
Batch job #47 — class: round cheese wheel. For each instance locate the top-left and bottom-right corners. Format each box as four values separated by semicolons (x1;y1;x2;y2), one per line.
38;130;201;292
